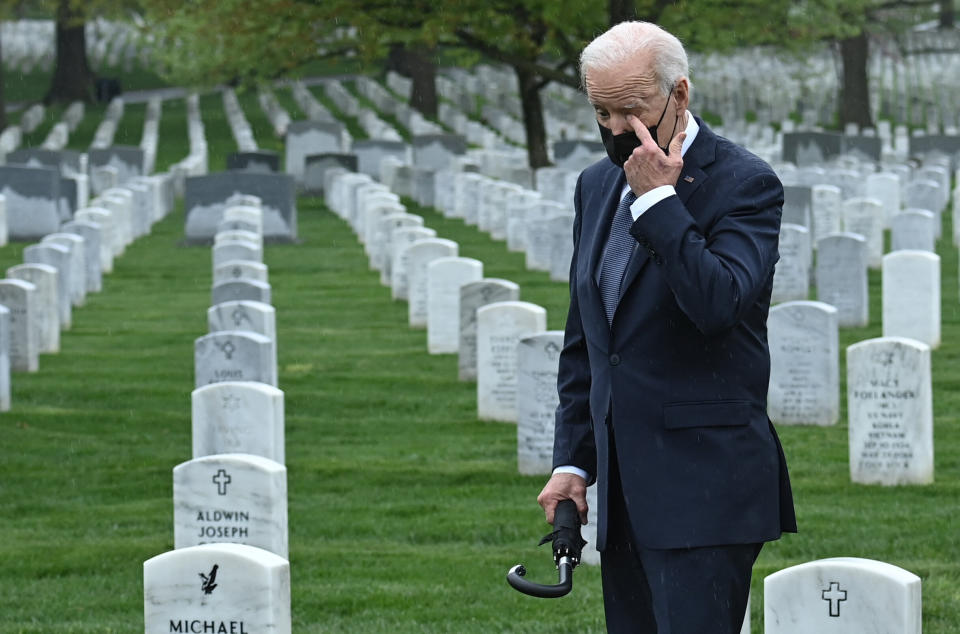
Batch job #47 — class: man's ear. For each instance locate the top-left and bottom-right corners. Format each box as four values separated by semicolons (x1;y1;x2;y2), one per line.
675;78;690;111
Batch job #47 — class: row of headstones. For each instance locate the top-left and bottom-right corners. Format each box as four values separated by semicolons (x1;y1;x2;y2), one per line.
323;167;559;434
0;19;145;75
39;102;84;151
373;150;576;282
768;301;935;486
360;74;445;139
90;97;124;150
772;162;954;325
257;87;291;138
146;196;292;632
779;227;942;340
323;79;410;141
690;37;960;132
776;130;960;181
86;18;150;72
321;165;927;634
0;165;173;405
141;97;162;176
170;94;210;197
223;89;259;153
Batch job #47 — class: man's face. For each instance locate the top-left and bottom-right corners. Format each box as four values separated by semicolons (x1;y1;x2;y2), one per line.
585;56;685;151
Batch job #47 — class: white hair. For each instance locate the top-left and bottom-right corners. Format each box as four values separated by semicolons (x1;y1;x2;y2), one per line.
580;21;690;97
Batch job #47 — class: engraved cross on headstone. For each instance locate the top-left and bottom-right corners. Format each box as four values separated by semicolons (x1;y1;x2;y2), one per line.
822;581;847;617
212;469;232;495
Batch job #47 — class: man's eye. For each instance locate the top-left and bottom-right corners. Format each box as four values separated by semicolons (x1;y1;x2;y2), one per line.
595;111;609;118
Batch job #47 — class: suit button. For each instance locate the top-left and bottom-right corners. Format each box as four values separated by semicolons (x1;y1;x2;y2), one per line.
609;353;621;366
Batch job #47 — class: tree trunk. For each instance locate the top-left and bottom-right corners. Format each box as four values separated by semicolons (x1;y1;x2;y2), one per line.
839;32;873;130
941;0;955;29
608;0;636;25
514;66;550;169
44;0;95;104
387;44;437;119
0;32;6;131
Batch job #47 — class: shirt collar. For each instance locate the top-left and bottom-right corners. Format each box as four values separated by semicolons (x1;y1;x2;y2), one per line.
679;110;699;157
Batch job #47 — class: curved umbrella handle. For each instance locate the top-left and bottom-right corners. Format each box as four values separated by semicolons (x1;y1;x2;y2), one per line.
505;499;582;598
506;559;574;598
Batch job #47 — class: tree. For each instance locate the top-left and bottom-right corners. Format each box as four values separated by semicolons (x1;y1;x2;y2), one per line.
771;0;939;129
386;44;438;118
941;0;955;28
45;0;96;104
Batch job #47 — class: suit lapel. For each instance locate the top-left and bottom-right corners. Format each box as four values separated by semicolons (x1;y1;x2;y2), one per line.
615;118;718;309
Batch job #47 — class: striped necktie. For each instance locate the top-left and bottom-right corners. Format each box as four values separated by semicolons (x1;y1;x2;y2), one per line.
599;191;638;326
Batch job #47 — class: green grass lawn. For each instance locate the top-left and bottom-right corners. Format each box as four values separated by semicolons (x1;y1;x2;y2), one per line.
0;78;959;633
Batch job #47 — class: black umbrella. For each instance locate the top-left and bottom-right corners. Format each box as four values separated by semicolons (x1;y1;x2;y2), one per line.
506;499;586;598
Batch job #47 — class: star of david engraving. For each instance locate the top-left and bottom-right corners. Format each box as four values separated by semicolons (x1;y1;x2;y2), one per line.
221;393;242;411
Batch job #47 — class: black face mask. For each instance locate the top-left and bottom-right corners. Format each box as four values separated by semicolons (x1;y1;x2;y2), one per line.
598;85;677;168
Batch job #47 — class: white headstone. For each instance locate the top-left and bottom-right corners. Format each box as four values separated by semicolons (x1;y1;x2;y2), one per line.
390;228;437;300
476;301;547;422
192;382;285;463
143;543;291;634
841;198;884;268
772;224;811;304
23;242;72;330
404;238;459;328
74;207;116;271
815;233;868;327
516;331;564;474
864;172;901;227
547;214;576;282
371;213;422;274
847;337;933;485
881;251;940;348
5;263;58;353
194;331;276;388
764;557;921;633
61;220;103;293
0;279;38;372
459;279;520;381
890;209;935;252
213;260;269;285
811;184;843;246
211;279;272;306
41;233;86;308
767;301;839;425
173;453;288;557
426;257;483;354
213;240;262;272
904;179;942;238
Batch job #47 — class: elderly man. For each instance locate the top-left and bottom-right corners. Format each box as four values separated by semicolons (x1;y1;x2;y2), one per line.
537;21;797;633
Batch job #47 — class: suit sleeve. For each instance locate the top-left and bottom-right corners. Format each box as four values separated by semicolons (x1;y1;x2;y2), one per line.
552;173;597;484
629;170;783;336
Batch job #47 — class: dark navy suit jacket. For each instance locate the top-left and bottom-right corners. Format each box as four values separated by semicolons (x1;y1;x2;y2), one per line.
553;118;797;551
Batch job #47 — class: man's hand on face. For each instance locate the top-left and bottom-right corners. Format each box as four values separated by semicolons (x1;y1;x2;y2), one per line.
623;113;686;197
